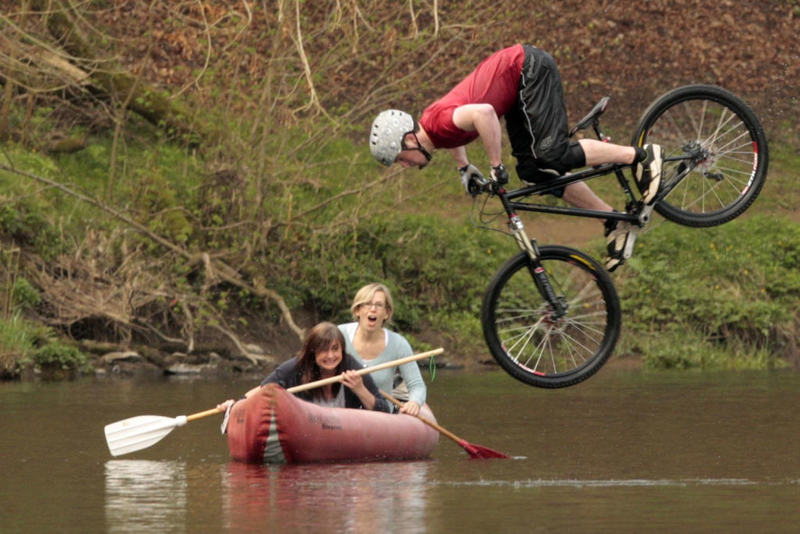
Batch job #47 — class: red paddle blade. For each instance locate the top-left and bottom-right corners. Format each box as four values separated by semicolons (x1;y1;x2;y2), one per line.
460;440;511;459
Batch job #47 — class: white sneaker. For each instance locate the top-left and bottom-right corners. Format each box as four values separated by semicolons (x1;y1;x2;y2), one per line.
634;144;664;205
605;221;632;272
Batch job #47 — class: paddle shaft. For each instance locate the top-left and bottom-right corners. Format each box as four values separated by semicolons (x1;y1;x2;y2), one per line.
380;391;510;459
379;391;464;445
287;347;443;394
187;408;226;421
183;347;444;422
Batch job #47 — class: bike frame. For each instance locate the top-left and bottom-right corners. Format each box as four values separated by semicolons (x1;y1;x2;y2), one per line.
481;113;699;315
498;163;638;224
492;113;701;227
498;155;697;224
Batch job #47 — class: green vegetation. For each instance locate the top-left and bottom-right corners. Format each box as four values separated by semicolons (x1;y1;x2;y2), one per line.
2;122;799;375
287;212;516;354
3;112;799;376
610;214;799;369
0;313;42;376
0;313;89;378
30;343;91;375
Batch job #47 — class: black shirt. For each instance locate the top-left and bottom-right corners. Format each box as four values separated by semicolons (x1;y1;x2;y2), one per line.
260;353;392;413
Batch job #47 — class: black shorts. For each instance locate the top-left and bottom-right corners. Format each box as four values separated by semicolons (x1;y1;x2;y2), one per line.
505;46;585;190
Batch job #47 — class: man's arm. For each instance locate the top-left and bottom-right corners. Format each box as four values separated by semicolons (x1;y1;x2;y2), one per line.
448;146;469;167
451;103;503;167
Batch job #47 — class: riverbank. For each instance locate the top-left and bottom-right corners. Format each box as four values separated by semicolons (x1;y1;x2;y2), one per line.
9;324;476;382
1;1;797;381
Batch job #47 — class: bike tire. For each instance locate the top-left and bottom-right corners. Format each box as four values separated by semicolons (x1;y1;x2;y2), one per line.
632;85;768;227
481;245;621;388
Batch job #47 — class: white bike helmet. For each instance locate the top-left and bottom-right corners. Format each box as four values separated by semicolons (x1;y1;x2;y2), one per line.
369;109;415;166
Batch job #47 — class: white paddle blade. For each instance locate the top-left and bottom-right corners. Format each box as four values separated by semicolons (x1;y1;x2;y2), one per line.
104;415;187;457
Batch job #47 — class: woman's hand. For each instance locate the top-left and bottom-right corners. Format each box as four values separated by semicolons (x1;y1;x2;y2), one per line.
340;370;376;410
217;386;259;412
399;401;421;416
340;370;367;394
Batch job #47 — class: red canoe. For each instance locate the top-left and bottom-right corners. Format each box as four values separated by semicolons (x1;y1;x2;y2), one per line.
226;383;439;464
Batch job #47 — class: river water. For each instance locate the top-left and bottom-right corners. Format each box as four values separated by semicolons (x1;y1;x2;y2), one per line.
2;367;800;532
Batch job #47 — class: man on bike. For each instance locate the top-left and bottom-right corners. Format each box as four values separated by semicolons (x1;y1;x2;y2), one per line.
369;44;663;272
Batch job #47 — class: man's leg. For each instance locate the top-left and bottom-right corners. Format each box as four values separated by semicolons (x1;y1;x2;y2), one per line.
581;138;664;205
561;161;633;274
561;181;612;211
519;150;634;272
509;47;643;272
579;138;637;166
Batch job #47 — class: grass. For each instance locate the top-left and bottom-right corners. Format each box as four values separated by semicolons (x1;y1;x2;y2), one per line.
0;312;45;376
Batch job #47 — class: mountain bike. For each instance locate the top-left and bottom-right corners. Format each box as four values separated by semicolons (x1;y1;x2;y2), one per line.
472;85;768;388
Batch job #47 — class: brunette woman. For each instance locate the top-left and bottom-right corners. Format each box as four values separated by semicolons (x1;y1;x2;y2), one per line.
217;322;391;412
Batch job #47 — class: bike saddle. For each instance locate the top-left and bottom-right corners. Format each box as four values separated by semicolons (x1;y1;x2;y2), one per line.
569;96;610;137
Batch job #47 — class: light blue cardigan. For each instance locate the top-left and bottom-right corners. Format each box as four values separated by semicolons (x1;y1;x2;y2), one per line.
338;322;427;407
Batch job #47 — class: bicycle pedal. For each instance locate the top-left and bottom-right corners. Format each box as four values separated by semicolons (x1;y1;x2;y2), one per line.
623;226;639;260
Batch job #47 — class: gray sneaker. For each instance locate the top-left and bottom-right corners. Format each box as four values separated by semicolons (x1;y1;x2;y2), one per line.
634;144;664;205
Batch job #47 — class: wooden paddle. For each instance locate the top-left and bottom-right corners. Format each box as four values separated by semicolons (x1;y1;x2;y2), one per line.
379;391;510;459
104;348;444;457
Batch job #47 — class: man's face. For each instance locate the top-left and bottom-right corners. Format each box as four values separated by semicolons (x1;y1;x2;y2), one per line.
395;132;430;169
395;148;430;169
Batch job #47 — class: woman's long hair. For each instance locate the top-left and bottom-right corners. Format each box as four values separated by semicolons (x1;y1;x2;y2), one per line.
296;322;348;401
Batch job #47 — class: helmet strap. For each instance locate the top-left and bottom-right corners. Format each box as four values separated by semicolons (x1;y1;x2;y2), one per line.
402;132;432;163
417;141;432;163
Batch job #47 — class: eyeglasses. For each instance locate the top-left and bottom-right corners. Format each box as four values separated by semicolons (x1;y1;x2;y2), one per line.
363;301;386;310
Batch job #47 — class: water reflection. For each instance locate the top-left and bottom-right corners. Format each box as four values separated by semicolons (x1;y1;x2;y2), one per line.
430;477;800;488
104;460;187;533
222;461;432;532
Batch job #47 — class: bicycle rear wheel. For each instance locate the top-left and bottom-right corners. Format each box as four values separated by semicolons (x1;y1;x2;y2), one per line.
481;245;621;388
632;85;768;227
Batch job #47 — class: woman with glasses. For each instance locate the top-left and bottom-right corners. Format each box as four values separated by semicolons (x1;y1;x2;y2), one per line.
338;283;427;416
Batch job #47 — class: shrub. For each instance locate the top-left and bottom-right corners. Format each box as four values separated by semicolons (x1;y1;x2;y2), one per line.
0;313;51;378
278;211;516;334
31;343;90;372
11;277;41;310
0;199;64;260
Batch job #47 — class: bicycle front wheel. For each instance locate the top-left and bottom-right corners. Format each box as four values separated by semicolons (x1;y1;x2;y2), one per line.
481;245;621;388
632;85;768;227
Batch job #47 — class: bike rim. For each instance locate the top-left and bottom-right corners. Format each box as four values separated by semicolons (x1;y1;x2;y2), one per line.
639;96;761;218
491;255;613;379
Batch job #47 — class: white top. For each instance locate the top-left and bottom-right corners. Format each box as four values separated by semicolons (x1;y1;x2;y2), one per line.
338;322;427;407
315;384;345;408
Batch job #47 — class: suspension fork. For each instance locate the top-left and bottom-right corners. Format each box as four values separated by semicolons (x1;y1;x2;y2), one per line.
502;198;567;319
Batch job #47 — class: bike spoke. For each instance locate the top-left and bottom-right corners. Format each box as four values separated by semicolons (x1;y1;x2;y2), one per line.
634;85;768;227
491;260;611;377
483;245;620;388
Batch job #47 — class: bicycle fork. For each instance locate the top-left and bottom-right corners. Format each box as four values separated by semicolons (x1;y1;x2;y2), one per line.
506;211;567;319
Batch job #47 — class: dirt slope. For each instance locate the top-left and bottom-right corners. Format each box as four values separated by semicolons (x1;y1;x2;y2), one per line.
84;0;798;133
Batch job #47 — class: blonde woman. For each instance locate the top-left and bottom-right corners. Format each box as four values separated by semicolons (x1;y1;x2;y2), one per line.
338;283;427;415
